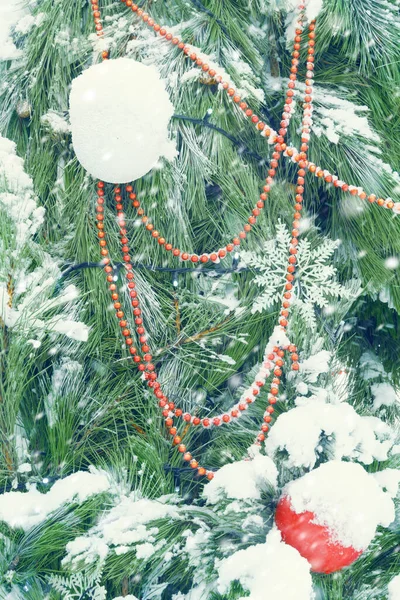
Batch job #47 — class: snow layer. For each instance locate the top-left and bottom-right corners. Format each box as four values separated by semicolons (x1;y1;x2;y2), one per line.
372;469;400;498
265;400;394;468
47;318;89;341
64;495;180;567
0;468;110;531
0;135;44;247
388;575;400;600
0;0;26;60
300;350;331;383
45;359;83;427
69;58;176;183
371;382;400;411
0;277;89;342
217;528;314;600
313;104;379;145
179;43;265;103
203;450;278;503
0;135;88;343
360;351;386;380
0;135;89;339
41;111;71;134
286;461;397;551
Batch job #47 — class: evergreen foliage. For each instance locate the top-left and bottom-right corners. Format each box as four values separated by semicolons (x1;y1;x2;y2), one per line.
0;0;399;598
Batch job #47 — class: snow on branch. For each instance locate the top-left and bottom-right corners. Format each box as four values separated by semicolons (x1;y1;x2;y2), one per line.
0;134;89;343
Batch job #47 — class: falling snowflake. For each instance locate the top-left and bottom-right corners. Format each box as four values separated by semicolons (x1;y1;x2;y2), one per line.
240;221;359;329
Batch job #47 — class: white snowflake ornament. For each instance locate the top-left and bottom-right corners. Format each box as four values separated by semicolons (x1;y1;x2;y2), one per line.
240;220;359;329
69;58;176;183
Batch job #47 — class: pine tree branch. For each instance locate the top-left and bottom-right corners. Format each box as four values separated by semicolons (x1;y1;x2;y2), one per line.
180;315;233;345
60;261;252;279
172;114;266;162
187;0;231;39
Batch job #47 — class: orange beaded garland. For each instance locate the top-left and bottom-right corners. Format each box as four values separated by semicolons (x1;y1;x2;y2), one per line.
90;1;394;479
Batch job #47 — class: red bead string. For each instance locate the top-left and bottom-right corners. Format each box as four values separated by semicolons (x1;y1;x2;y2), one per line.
93;1;305;413
91;0;313;476
118;0;397;214
90;0;109;59
121;18;306;262
108;184;298;454
97;182;216;479
91;0;215;479
90;2;326;475
256;16;315;444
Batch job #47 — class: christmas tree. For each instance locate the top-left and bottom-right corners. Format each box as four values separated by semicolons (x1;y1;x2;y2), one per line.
0;0;400;598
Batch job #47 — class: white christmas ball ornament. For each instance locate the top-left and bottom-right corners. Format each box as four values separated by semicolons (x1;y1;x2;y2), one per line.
69;58;176;183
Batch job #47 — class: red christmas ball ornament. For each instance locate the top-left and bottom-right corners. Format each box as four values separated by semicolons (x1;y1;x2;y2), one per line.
275;495;362;574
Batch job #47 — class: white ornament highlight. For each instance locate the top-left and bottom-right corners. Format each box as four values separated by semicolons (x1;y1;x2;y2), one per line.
69;58;176;183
